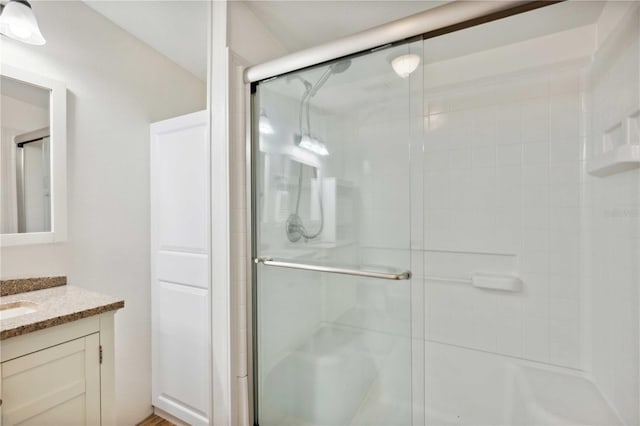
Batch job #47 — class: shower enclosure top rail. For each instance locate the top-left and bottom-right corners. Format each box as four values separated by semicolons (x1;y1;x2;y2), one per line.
244;0;533;83
255;257;412;281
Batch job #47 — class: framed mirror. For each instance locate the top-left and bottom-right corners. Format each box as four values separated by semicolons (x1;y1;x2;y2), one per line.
0;63;67;246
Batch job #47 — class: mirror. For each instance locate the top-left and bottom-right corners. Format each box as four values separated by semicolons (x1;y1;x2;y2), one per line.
0;64;67;246
1;76;51;233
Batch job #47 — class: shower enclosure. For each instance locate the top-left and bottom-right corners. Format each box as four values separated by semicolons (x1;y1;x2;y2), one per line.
249;1;640;425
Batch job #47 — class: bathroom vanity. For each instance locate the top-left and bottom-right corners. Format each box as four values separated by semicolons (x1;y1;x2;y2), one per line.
0;277;124;425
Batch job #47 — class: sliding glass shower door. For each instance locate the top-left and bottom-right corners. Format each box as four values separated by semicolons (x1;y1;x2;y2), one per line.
252;40;423;426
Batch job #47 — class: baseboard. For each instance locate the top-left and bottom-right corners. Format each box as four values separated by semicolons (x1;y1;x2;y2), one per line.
153;406;192;426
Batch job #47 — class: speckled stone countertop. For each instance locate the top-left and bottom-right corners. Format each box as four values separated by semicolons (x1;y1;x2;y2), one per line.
0;276;67;296
0;285;124;340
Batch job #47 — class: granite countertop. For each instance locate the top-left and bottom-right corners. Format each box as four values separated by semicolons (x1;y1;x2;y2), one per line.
0;284;124;340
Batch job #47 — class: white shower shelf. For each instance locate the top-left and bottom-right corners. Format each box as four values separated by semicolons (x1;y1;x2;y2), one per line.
587;144;640;177
426;272;523;292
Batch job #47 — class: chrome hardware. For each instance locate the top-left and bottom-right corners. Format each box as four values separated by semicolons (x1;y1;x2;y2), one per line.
254;257;411;281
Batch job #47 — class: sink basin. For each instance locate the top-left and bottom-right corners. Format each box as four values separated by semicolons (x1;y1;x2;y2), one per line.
0;301;39;320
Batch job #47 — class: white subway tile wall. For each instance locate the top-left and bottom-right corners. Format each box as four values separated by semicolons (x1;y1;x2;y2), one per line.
422;68;584;368
588;6;640;424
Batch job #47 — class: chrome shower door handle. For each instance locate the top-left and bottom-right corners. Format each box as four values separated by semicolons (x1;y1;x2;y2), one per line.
254;257;412;281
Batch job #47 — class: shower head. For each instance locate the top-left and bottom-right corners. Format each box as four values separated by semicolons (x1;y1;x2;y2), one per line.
330;59;351;74
309;59;352;97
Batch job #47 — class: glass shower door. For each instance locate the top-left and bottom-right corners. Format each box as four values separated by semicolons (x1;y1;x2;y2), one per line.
253;40;422;426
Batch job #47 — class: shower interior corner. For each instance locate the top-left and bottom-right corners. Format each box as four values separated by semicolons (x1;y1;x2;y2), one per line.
252;2;640;426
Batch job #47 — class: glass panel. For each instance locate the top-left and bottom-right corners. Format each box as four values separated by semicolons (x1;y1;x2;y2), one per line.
419;3;636;426
254;40;422;426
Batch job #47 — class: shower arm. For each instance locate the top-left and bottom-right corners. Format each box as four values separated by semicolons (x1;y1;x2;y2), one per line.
308;67;333;98
298;83;312;135
298;66;333;136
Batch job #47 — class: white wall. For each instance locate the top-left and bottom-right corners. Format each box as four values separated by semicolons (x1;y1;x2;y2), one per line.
588;3;640;424
218;2;287;425
0;1;206;424
228;1;287;66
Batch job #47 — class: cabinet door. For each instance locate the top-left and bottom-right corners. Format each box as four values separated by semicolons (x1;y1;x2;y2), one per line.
1;334;100;426
150;110;210;425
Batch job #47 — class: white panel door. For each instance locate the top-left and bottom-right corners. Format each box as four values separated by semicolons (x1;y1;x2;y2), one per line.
150;110;210;425
1;334;100;426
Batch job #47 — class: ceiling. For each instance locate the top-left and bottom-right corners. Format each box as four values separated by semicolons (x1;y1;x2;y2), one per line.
245;1;449;52
83;0;209;81
82;0;606;84
82;0;446;81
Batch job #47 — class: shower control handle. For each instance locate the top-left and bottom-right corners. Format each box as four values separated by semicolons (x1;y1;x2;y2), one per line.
254;257;412;281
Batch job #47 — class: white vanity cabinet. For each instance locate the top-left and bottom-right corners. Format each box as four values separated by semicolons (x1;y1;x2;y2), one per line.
0;313;116;426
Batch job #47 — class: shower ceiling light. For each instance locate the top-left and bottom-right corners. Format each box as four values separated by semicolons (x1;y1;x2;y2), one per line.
298;134;329;156
391;54;420;78
0;0;46;45
259;109;274;135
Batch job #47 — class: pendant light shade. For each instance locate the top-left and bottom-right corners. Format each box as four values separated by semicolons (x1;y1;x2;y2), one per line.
0;0;46;45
